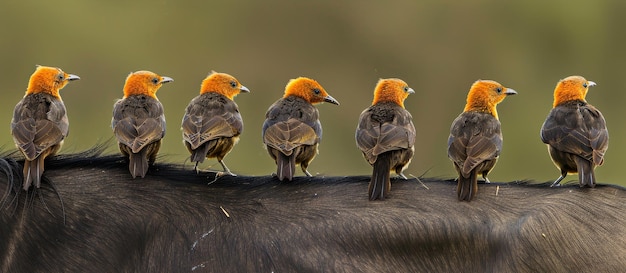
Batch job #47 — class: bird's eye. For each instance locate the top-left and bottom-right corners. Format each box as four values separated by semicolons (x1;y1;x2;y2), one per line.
496;87;502;93
152;78;159;84
230;81;237;88
313;88;321;95
404;86;409;92
583;83;588;88
57;74;64;81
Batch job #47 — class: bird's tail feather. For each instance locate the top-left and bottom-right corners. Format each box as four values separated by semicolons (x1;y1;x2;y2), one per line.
190;143;210;164
277;152;295;181
457;169;477;201
369;152;391;201
575;156;596;188
22;157;44;191
129;150;149;179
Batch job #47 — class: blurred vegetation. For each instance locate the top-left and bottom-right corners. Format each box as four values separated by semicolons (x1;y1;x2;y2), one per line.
1;0;625;186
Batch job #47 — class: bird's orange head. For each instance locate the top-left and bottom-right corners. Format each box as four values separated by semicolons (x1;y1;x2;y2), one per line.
25;65;80;98
552;75;595;108
283;77;339;105
123;70;173;99
372;78;414;108
200;71;250;100
463;80;517;119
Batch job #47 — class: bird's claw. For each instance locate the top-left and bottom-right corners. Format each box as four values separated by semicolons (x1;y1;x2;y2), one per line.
204;170;237;185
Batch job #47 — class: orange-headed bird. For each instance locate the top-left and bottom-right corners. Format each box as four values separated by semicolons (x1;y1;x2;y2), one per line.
540;76;608;187
11;65;80;190
356;78;415;201
112;70;173;178
448;80;516;201
181;71;249;175
262;77;339;181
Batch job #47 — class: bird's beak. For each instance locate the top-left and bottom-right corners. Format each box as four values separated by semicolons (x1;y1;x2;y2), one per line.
324;95;340;105
505;88;517;95
588;81;596;87
240;85;250;93
407;87;415;94
67;74;80;81
160;76;174;84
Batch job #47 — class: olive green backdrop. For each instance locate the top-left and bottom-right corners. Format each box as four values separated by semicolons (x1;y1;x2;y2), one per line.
1;1;624;186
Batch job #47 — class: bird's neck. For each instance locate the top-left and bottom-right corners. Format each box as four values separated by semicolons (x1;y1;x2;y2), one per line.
553;92;586;108
464;104;498;120
372;94;404;108
25;88;61;99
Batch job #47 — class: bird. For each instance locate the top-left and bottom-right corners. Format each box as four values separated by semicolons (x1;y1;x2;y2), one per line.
447;80;516;201
181;71;249;176
112;70;173;178
540;76;608;188
11;65;80;191
262;77;339;181
355;78;416;201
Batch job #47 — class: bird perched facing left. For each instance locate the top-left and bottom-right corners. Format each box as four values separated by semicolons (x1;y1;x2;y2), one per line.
540;76;608;188
262;77;339;181
182;71;249;176
12;65;80;191
448;80;516;201
356;78;416;201
112;70;173;178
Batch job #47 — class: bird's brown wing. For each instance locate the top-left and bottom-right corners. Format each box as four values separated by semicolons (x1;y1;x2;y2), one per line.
356;103;415;164
112;96;165;154
182;94;242;150
541;102;608;165
263;118;318;156
448;112;502;177
11;94;68;160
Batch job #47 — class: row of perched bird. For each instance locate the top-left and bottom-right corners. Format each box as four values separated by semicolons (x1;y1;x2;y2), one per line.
10;66;608;202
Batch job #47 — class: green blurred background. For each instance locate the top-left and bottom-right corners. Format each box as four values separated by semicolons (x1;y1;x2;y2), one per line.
1;1;624;186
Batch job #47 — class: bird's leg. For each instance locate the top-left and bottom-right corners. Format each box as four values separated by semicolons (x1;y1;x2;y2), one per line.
482;174;491;184
397;172;408;180
550;174;566;187
302;166;313;177
219;160;236;177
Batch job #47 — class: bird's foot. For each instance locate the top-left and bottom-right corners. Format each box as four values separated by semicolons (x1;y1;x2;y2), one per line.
549;181;562;187
202;169;237;185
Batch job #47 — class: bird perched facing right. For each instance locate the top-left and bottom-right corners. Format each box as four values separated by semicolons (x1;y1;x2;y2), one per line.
262;77;339;181
448;80;516;201
112;70;173;178
12;65;80;191
356;78;416;201
540;76;608;188
181;71;249;176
